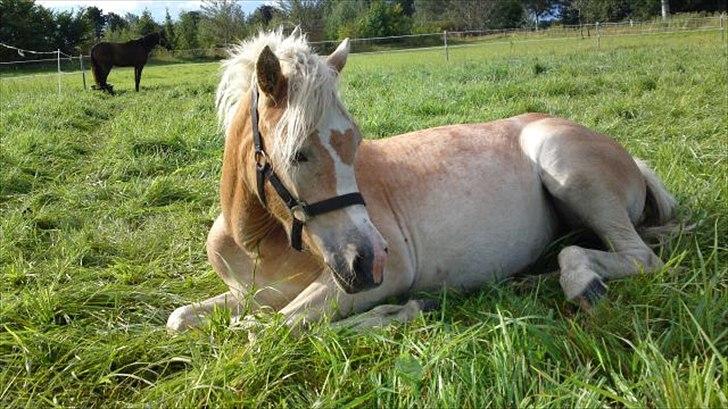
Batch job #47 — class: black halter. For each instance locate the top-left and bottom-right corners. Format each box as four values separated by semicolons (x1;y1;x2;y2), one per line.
250;84;366;251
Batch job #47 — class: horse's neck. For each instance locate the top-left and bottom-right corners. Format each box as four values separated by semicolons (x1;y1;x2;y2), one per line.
140;36;157;52
220;101;282;254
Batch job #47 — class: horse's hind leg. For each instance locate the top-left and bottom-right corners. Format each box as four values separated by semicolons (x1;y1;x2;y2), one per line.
556;220;663;309
537;128;664;309
99;66;112;94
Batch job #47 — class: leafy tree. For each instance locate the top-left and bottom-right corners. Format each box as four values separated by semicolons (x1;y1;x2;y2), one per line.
135;9;160;36
84;6;105;42
629;0;661;20
561;0;685;24
357;0;412;38
176;11;202;50
524;0;562;29
414;0;526;32
198;0;247;47
489;0;527;29
448;0;493;30
163;8;177;49
105;12;128;32
248;4;283;29
670;0;726;13
413;0;452;31
324;0;367;39
278;0;328;41
124;12;140;31
53;10;90;54
0;0;55;59
395;0;416;17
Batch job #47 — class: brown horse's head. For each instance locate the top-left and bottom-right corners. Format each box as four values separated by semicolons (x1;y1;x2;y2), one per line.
217;30;388;294
140;32;168;51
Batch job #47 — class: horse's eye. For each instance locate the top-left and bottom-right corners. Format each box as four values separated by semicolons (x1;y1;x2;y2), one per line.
293;151;308;164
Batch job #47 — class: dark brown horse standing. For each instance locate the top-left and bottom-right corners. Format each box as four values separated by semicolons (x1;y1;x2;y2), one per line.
90;32;165;94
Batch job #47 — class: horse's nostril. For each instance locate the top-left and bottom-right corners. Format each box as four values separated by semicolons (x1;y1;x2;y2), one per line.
352;254;365;275
384;247;389;254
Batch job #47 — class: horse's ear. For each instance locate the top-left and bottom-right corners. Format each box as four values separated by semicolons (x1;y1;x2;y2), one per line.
256;45;285;101
327;38;349;73
290;26;301;38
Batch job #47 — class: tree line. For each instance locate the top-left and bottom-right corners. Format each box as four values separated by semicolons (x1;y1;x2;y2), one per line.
1;0;724;60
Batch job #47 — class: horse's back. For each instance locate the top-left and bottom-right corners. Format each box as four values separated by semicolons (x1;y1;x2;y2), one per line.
90;42;111;58
91;41;147;67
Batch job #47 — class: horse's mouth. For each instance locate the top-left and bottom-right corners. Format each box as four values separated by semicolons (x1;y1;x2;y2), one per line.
326;263;381;294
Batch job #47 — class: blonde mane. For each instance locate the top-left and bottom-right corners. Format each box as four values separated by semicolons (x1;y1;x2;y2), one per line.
216;28;341;173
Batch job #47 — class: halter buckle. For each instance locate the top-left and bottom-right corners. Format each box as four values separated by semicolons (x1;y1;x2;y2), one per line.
254;150;268;170
290;202;310;222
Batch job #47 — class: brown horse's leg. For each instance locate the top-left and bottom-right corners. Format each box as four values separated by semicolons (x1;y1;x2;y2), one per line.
134;66;143;92
100;65;112;94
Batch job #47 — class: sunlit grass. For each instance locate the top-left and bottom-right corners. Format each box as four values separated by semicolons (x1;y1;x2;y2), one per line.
1;30;726;407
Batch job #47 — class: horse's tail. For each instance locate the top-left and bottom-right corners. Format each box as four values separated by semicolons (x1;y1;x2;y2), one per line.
90;48;102;87
633;157;686;239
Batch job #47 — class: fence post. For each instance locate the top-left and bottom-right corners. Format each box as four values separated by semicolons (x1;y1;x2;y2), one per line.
79;53;86;91
443;30;449;61
57;49;61;95
721;13;726;45
596;22;601;48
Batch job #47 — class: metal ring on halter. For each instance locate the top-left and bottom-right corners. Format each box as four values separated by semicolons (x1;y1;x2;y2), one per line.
290;202;310;222
254;150;268;169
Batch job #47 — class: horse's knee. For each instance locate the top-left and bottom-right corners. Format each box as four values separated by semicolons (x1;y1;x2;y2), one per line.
206;215;246;283
206;216;231;266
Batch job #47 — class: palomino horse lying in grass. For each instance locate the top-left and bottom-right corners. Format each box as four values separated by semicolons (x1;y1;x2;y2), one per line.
167;29;677;332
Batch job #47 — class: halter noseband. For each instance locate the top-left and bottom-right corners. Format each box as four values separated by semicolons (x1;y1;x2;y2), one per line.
250;84;366;251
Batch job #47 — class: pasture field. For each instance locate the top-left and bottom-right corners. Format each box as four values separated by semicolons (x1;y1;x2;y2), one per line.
1;31;726;408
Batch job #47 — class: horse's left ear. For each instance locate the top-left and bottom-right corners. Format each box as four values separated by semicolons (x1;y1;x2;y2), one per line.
257;45;285;100
327;38;349;73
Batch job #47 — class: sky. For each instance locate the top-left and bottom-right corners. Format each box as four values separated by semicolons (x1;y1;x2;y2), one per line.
37;1;268;21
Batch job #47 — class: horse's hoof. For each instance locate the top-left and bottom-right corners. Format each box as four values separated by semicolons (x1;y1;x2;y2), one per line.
166;306;201;333
414;298;440;312
575;278;607;311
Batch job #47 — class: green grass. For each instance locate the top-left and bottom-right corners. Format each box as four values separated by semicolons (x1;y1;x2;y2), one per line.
1;31;726;408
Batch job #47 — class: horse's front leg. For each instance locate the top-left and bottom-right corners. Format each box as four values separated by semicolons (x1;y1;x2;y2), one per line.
167;291;244;332
167;214;321;332
275;265;416;330
133;66;142;92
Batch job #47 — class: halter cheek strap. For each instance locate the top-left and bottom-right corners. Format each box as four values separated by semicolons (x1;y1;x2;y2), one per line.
249;84;365;251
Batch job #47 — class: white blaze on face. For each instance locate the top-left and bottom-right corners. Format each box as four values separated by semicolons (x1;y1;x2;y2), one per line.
316;102;381;240
318;106;358;195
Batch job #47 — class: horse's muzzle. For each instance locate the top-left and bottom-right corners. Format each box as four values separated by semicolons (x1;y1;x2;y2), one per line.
328;241;387;294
